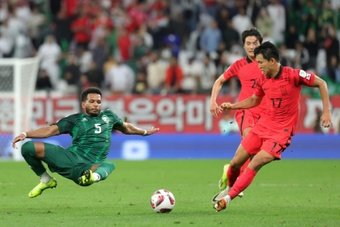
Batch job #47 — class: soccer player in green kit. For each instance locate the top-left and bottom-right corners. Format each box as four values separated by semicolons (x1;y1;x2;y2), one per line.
12;87;159;198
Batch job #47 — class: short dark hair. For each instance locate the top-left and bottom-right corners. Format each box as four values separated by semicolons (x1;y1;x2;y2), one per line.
81;87;102;102
241;27;263;44
254;41;280;61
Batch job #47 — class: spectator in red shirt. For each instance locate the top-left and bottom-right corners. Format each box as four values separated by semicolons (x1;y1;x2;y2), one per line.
117;27;132;61
164;56;183;94
71;8;93;50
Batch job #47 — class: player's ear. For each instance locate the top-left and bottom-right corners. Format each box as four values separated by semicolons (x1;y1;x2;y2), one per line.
270;58;276;64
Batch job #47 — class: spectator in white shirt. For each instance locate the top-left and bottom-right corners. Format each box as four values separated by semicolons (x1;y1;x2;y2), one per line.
105;59;135;95
37;35;61;90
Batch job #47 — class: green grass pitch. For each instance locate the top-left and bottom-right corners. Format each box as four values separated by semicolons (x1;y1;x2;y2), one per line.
1;160;339;227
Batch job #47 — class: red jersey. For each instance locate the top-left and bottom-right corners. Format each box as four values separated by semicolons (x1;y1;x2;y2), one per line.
253;66;315;136
223;57;265;117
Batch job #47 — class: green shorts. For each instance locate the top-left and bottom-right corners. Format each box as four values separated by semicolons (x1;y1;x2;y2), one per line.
42;143;92;183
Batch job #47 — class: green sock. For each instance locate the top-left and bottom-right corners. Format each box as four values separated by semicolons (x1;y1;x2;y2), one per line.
95;161;116;181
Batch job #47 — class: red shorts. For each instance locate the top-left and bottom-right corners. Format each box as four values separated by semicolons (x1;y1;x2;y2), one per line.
235;109;261;135
241;131;291;159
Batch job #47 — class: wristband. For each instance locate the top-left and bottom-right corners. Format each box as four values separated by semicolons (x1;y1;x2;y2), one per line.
22;132;27;138
143;130;147;136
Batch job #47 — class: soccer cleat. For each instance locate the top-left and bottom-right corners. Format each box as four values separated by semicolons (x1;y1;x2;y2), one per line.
78;169;95;186
218;164;229;190
28;178;57;198
211;188;229;204
214;197;228;212
218;163;245;198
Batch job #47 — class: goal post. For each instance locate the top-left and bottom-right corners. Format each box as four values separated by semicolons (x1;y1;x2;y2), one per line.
0;57;40;160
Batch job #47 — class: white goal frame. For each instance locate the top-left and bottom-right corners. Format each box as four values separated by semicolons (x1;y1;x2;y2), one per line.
0;57;40;160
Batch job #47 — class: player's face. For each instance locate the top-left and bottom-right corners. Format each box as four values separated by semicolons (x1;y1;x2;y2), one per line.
82;93;102;116
255;54;274;77
243;36;261;59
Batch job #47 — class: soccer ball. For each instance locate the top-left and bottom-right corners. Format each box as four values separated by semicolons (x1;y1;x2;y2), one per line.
150;189;176;213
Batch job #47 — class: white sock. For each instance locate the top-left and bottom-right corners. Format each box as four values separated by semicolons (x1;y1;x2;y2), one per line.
93;172;101;182
224;195;231;203
40;172;52;183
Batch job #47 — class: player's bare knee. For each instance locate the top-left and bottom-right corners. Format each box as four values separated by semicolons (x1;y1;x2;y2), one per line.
230;151;250;169
33;142;45;159
250;152;274;170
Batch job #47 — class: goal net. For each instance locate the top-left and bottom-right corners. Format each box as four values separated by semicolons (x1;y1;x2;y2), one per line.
0;57;40;160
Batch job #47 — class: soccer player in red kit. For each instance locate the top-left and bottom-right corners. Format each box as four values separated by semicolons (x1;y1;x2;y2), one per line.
214;41;332;212
210;28;265;192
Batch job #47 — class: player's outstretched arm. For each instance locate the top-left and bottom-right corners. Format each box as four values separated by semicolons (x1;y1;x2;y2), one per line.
312;76;332;128
116;122;160;136
221;95;261;110
12;124;60;148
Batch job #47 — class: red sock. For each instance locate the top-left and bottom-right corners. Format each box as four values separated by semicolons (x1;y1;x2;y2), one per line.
240;158;251;174
228;167;257;199
227;166;240;187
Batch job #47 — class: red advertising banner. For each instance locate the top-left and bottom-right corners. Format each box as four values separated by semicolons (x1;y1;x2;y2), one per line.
0;94;339;133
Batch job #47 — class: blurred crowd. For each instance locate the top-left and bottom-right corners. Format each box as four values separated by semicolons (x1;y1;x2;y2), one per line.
0;0;339;97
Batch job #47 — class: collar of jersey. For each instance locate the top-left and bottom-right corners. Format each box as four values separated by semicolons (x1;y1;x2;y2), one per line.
245;56;253;63
273;65;283;79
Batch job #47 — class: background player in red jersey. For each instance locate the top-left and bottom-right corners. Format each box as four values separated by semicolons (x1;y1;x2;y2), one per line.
210;28;265;193
214;41;332;212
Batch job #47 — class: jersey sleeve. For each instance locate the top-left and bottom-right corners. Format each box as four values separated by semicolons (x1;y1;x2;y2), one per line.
56;114;78;134
112;113;124;128
253;76;265;98
294;69;315;86
222;60;240;80
105;109;124;129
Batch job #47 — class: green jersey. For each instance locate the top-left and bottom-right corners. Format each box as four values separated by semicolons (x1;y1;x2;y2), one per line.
56;109;123;163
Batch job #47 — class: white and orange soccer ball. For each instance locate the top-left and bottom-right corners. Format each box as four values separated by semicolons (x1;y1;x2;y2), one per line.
150;189;176;213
